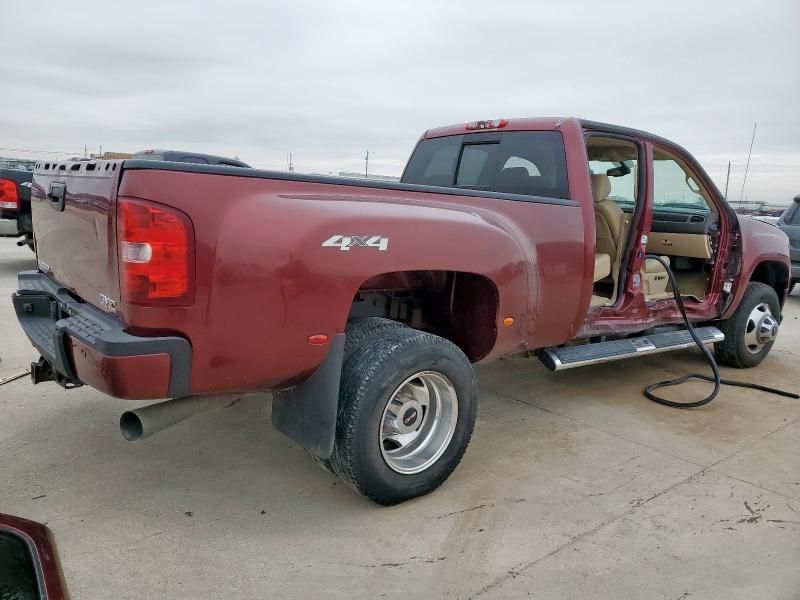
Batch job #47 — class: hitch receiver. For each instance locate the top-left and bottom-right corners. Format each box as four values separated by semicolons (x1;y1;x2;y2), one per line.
30;356;82;389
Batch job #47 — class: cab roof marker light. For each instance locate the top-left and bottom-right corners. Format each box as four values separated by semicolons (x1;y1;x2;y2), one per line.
466;119;509;131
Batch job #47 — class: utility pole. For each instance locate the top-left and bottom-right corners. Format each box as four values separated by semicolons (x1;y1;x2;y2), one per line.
365;150;369;179
287;152;294;173
739;122;757;208
83;144;88;158
723;161;731;200
99;145;103;158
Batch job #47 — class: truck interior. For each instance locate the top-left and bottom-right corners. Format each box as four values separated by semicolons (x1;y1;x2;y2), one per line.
588;137;720;307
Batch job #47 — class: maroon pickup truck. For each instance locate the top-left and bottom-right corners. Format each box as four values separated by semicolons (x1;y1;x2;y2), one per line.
13;118;791;504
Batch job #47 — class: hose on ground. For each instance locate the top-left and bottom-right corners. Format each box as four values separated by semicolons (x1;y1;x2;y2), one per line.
641;254;798;408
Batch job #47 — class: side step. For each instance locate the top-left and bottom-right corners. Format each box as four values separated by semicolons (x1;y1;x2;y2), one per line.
540;326;724;371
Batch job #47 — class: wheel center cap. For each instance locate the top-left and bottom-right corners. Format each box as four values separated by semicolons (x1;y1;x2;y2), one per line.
757;315;779;343
392;399;423;434
403;407;418;428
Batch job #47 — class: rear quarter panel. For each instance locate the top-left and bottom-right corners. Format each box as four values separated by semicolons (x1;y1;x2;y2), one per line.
118;169;586;394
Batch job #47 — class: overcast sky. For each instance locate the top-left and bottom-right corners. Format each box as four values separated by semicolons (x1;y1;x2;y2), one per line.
2;0;798;204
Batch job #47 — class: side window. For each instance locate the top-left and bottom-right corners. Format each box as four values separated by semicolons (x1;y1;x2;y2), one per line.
586;136;639;210
588;159;637;206
652;153;712;213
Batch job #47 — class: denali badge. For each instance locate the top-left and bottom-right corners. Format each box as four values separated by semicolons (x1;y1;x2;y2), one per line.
37;259;50;273
322;235;389;252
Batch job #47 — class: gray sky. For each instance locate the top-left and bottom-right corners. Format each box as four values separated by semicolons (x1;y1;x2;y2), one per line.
2;0;798;205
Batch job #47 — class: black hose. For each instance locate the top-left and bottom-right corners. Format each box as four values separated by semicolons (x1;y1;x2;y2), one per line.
642;254;798;408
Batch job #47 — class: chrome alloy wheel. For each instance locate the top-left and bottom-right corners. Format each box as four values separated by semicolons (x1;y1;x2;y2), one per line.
379;371;459;475
744;302;779;354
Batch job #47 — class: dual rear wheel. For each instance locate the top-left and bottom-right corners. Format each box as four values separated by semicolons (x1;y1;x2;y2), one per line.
328;319;477;505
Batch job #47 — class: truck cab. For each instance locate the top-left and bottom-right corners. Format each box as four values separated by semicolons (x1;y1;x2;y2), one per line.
401;119;789;351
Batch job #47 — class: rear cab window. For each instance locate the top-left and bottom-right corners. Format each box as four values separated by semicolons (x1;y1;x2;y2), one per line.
402;131;569;200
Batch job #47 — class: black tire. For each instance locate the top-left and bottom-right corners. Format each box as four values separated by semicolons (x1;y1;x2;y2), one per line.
715;282;781;368
306;318;408;473
331;327;477;505
343;317;406;361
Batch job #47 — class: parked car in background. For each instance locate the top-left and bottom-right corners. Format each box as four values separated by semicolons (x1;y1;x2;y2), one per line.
0;168;34;250
1;152;247;252
778;194;800;293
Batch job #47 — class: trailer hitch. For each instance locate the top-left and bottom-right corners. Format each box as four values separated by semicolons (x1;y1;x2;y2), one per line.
30;356;82;389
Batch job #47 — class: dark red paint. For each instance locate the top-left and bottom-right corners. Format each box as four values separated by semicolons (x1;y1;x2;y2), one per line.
28;118;790;400
0;513;68;599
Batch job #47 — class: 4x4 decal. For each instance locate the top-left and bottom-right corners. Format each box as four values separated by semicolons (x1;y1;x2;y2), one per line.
322;235;389;251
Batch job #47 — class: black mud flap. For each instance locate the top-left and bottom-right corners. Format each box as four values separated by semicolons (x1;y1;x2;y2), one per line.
271;334;345;460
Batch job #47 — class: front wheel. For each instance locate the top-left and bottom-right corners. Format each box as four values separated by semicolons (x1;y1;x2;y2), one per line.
331;327;477;505
715;282;781;368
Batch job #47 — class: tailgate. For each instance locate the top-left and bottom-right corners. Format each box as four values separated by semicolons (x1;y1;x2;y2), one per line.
31;161;122;310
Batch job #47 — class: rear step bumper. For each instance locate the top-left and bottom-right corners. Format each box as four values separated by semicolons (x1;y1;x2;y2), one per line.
540;326;724;371
12;271;191;399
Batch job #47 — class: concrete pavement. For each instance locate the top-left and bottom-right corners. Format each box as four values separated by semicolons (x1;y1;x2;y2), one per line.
1;242;798;599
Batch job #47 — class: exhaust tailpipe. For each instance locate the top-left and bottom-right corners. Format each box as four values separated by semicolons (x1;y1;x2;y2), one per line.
120;394;241;442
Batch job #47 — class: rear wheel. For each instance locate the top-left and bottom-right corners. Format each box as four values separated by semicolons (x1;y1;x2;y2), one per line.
331;327;477;504
716;282;781;368
307;317;406;473
343;317;405;361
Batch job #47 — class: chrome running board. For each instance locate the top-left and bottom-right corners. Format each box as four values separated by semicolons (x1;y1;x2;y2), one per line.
540;326;724;371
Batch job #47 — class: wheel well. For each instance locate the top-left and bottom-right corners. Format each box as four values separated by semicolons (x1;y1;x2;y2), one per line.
348;270;499;361
750;261;790;305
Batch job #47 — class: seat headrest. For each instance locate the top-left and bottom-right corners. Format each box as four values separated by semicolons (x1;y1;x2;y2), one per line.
591;174;611;203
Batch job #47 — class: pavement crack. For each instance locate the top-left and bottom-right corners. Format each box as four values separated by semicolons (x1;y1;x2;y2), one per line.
467;464;712;599
433;503;493;519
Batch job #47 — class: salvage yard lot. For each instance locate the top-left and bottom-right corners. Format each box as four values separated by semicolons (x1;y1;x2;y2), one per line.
1;242;798;599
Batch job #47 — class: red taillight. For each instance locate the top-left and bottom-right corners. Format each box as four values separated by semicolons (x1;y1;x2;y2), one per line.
0;178;19;210
118;198;194;305
466;119;509;131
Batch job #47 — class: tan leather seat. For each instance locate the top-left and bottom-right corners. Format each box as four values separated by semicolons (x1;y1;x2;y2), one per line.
594;253;611;282
592;174;626;299
592;174;625;261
